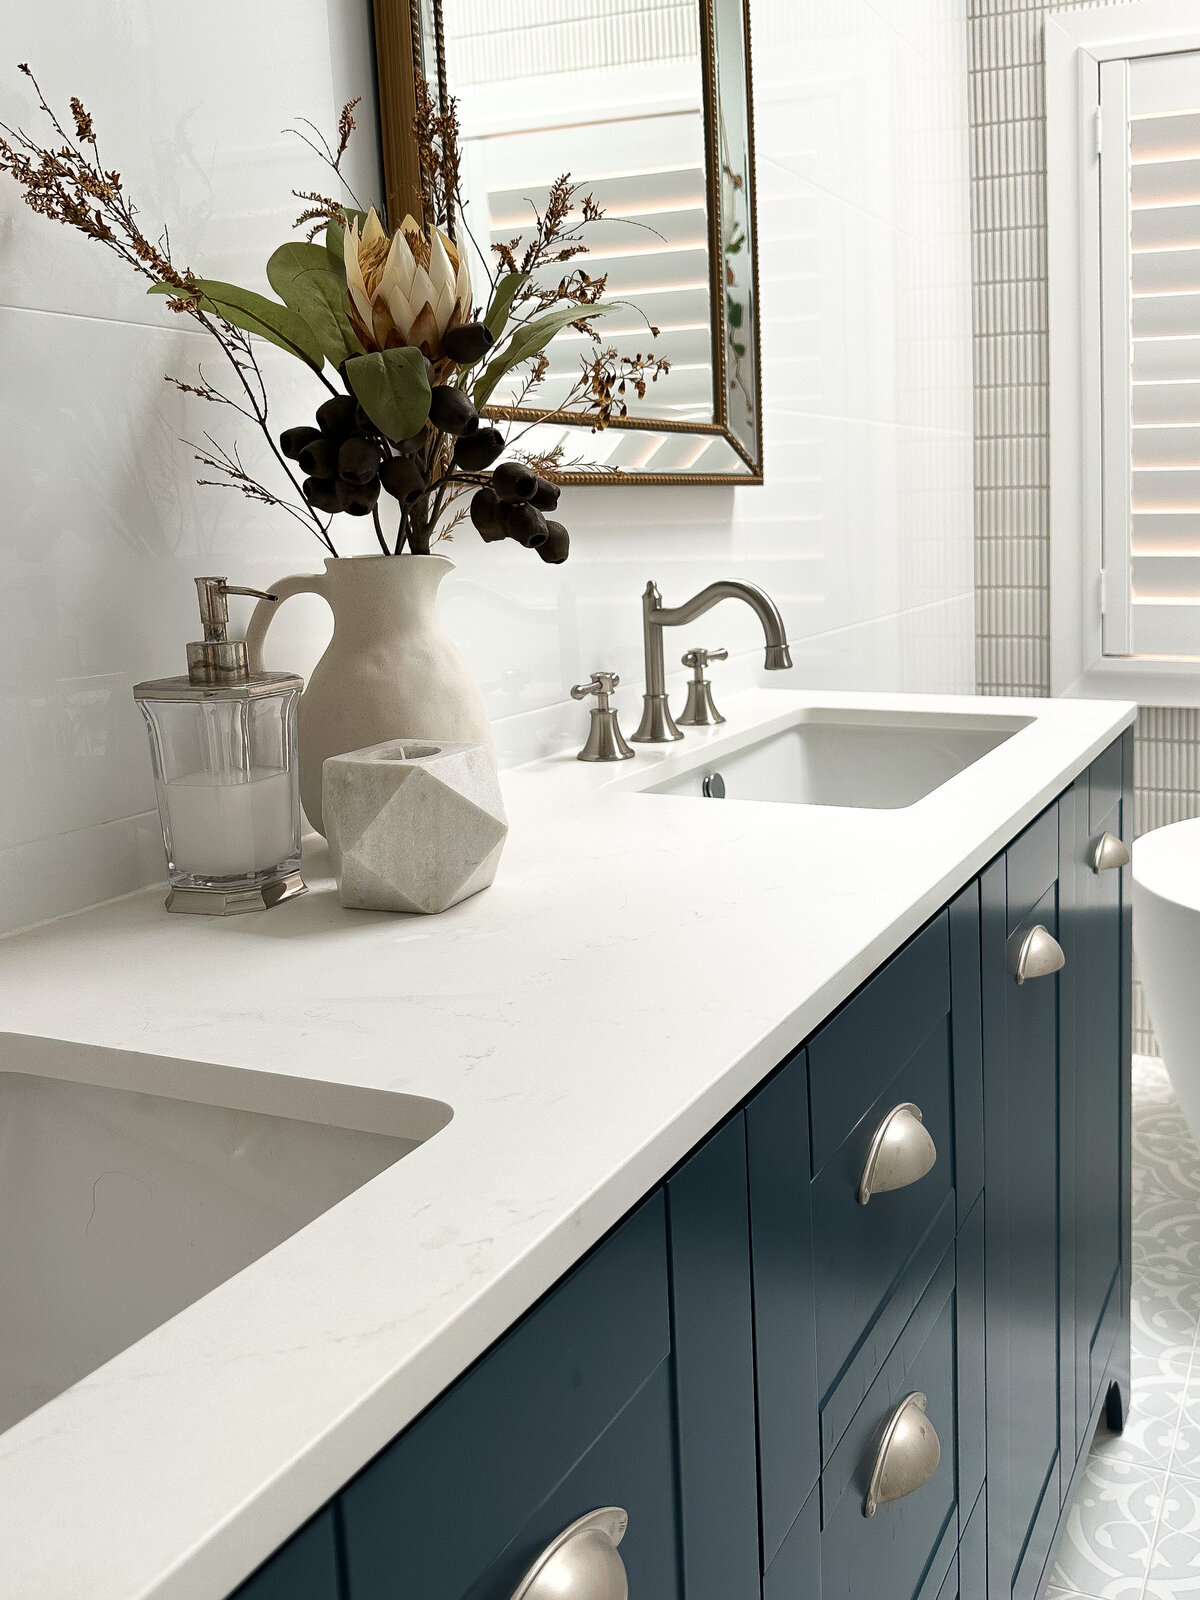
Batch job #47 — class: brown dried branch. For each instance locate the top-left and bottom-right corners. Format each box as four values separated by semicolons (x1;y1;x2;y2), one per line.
578;348;672;428
292;189;352;240
411;73;462;234
191;433;331;539
334;98;360;168
490;176;621;319
285;99;364;210
0;68;340;553
0;66;191;289
513;440;620;478
431;504;468;547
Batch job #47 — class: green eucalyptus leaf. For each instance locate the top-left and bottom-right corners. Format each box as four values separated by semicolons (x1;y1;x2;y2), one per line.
483;272;529;340
149;278;325;369
266;242;363;368
345;346;432;440
326;220;348;280
472;301;615;409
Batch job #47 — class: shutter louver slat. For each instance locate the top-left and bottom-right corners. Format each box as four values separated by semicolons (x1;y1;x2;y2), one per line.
1131;424;1200;467
1132;379;1200;424
1132;248;1200;295
1132;294;1200;338
1129;202;1200;250
1130;110;1200;162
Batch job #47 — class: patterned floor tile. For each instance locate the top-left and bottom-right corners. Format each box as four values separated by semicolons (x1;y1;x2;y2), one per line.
1166;1369;1200;1484
1049;1457;1166;1599
1043;1059;1200;1600
1130;1277;1200;1358
1089;1365;1183;1472
1144;1474;1200;1598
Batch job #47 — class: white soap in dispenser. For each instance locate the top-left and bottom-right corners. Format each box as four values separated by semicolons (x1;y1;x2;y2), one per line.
134;577;306;914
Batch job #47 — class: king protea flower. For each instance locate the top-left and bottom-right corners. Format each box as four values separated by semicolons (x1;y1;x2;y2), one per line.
343;207;472;361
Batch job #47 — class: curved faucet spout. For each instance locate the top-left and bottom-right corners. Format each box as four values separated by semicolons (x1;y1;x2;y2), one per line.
631;578;793;743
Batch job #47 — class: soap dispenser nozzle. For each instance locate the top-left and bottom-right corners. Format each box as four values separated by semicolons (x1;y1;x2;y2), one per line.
188;576;277;686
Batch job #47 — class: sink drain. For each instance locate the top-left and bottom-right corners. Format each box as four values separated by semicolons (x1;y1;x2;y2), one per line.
702;772;726;799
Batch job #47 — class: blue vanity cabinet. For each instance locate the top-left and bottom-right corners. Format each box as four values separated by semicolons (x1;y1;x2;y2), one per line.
981;805;1066;1600
230;1509;341;1600
219;738;1133;1600
1067;736;1133;1450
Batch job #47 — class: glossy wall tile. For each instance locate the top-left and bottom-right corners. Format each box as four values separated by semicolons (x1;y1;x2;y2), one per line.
0;0;975;931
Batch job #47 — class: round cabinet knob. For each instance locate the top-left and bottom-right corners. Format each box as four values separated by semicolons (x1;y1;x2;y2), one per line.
1014;923;1065;984
863;1392;942;1518
509;1508;629;1600
1090;831;1130;873
858;1102;937;1205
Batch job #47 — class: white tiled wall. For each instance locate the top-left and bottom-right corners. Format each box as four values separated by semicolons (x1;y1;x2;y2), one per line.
0;0;975;933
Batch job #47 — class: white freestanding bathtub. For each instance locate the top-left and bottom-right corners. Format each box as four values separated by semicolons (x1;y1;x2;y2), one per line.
1133;818;1200;1149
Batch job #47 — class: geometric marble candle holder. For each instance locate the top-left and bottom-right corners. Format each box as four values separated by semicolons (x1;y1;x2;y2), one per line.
322;740;508;914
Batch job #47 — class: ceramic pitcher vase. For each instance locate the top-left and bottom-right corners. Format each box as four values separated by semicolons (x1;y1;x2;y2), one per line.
245;554;492;836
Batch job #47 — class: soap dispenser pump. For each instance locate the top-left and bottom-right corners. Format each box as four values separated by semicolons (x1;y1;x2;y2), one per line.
133;577;306;915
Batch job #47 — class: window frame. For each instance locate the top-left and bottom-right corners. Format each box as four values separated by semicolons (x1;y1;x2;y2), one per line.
1048;1;1200;704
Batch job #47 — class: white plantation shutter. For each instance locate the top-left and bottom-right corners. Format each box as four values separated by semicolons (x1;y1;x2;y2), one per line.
1101;49;1200;656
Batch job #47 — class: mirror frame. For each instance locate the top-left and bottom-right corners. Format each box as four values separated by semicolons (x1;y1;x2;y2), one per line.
371;0;764;486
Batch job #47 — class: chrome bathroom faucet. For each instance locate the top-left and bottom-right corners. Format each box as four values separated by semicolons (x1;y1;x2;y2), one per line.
631;579;793;743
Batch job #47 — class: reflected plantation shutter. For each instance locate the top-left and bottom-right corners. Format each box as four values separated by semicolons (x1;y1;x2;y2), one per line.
1101;49;1200;656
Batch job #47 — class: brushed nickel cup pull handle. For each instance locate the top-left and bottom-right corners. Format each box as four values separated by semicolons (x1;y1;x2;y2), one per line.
509;1507;629;1600
1014;924;1065;984
858;1103;937;1205
863;1392;941;1518
1090;831;1130;873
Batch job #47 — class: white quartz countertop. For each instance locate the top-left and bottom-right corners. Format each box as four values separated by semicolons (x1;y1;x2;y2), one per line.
0;688;1134;1600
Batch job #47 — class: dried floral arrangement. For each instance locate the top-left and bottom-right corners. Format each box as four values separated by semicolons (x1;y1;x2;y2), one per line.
0;67;670;562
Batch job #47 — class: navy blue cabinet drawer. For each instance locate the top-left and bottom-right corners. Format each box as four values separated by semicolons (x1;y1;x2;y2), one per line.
231;1510;340;1600
808;914;950;1176
454;1362;683;1600
811;1019;954;1397
819;1249;958;1600
340;1194;670;1600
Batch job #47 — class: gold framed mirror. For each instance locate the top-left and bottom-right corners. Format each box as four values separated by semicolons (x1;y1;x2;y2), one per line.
372;0;762;485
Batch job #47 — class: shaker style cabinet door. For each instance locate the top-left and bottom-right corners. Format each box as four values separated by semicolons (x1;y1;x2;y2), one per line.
230;1510;342;1600
1068;739;1132;1452
981;804;1066;1600
339;1193;678;1600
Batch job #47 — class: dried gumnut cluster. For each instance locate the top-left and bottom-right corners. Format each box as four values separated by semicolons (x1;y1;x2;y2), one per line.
278;319;570;561
469;462;568;564
281;395;386;519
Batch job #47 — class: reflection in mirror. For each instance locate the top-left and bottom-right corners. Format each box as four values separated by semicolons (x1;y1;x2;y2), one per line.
377;0;762;483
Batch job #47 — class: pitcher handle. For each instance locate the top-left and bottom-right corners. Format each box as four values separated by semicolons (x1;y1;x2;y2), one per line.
245;572;329;673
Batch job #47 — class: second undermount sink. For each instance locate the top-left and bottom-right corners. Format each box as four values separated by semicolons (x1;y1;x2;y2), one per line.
639;708;1033;810
0;1066;451;1437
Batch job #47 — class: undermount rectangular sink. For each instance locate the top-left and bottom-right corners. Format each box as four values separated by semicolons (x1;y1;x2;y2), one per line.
0;1067;451;1436
640;709;1033;810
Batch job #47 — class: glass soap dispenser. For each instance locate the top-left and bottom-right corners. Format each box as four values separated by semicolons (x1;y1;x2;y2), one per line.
134;576;306;915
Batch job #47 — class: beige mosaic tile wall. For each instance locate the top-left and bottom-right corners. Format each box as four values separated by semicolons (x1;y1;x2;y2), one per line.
968;0;1200;1052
